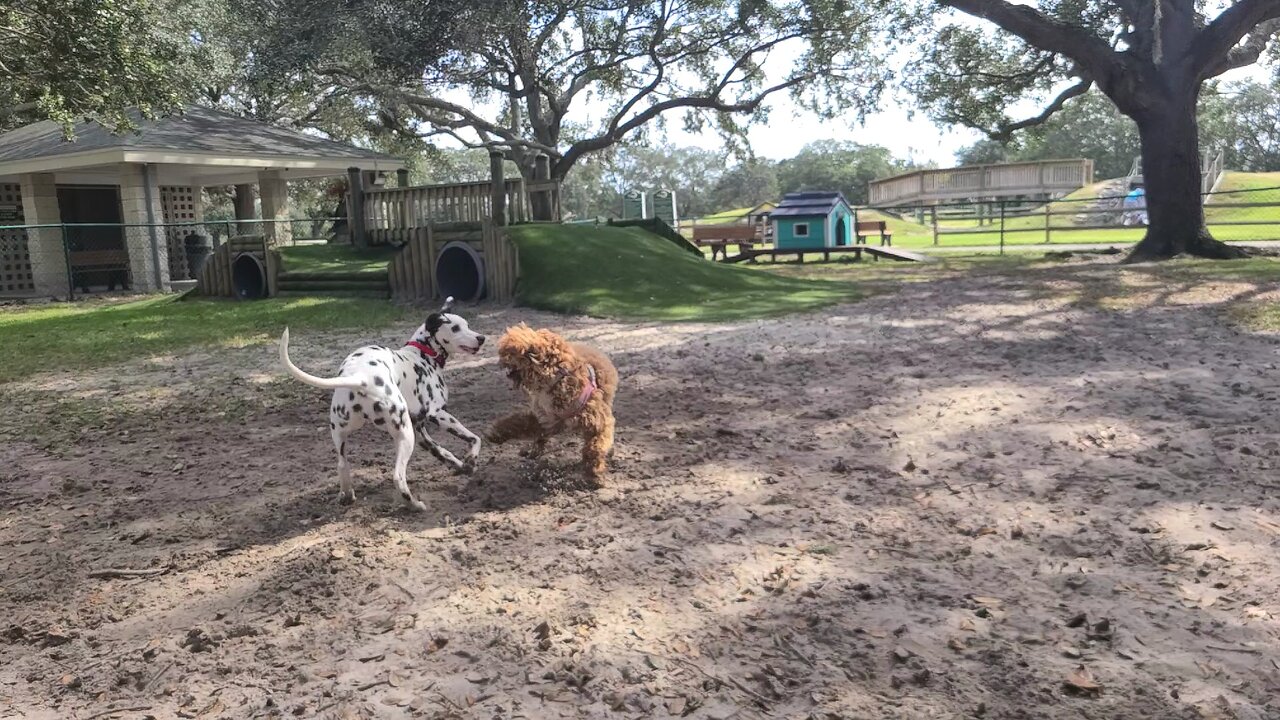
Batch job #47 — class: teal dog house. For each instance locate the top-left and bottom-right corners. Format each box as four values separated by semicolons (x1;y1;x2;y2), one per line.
770;191;855;250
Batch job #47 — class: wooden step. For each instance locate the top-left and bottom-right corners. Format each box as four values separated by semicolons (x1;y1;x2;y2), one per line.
275;289;389;299
277;271;388;282
277;279;390;292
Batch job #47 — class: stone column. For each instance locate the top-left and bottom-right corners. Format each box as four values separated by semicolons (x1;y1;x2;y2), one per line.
19;173;70;298
258;170;291;246
118;163;170;292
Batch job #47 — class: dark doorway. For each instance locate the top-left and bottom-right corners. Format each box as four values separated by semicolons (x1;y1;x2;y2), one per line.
835;216;847;247
57;186;130;292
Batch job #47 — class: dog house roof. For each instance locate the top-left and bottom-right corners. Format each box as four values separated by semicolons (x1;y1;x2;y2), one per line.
770;191;852;218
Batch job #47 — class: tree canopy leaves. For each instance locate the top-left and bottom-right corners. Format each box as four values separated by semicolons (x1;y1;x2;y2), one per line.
320;0;905;179
0;0;195;133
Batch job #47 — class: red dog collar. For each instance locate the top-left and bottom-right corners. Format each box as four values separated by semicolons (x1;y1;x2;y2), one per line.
405;340;445;367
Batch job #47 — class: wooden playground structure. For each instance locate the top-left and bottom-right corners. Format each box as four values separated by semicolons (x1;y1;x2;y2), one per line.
193;151;558;302
692;210;925;263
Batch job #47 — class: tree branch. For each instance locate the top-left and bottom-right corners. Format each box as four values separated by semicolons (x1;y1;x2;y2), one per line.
990;77;1092;141
558;74;811;177
1192;0;1280;79
935;0;1120;82
1201;18;1280;79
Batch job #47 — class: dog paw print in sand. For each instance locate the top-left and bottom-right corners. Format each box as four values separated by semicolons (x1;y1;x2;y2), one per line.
1073;425;1141;451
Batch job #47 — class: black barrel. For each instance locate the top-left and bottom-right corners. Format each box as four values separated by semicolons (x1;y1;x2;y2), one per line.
183;232;214;279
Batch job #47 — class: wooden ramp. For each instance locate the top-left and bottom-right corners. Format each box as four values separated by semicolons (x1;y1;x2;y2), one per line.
861;245;935;263
723;244;936;264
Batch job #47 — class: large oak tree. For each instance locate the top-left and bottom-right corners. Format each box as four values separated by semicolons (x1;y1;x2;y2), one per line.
323;0;901;183
911;0;1280;261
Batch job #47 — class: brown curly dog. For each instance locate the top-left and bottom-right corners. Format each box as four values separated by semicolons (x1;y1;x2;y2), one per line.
486;324;618;482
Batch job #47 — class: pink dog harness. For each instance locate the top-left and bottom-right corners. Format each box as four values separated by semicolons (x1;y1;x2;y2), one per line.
560;365;598;420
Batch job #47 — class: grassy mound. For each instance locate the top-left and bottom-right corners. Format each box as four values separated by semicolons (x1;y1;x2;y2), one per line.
278;244;396;275
506;224;862;321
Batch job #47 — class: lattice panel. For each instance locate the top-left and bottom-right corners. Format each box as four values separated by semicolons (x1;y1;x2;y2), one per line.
161;186;197;279
0;183;33;295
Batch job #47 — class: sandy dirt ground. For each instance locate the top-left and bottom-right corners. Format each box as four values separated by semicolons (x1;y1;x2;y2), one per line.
2;258;1280;720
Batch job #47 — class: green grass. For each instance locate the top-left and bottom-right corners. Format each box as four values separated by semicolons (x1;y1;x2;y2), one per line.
868;173;1280;248
507;224;863;321
278;244;396;275
0;295;413;383
1206;172;1280;225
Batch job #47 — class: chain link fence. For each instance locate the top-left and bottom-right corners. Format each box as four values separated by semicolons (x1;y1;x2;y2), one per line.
1;218;343;300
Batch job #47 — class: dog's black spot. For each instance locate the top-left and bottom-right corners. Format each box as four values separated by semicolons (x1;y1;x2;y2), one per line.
401;491;411;501
451;323;460;332
429;416;441;426
374;418;386;425
369;360;377;367
353;404;362;412
330;422;335;430
373;401;383;412
375;376;385;387
339;442;345;456
353;351;363;357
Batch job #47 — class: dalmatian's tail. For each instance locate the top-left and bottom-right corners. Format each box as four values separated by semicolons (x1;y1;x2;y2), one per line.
279;328;368;391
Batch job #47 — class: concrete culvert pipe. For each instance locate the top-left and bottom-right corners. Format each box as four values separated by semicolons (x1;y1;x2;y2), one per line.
232;253;268;299
435;241;486;302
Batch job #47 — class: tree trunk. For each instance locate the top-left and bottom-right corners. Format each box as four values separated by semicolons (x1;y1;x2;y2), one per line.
1125;96;1244;262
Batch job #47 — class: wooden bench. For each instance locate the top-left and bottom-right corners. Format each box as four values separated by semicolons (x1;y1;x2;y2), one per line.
69;249;130;292
692;224;761;260
855;220;892;246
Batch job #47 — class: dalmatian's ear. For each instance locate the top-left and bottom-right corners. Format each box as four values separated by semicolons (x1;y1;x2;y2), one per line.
425;313;445;335
440;296;455;313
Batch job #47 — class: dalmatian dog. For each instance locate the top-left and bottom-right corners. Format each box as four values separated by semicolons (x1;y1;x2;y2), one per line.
278;297;486;511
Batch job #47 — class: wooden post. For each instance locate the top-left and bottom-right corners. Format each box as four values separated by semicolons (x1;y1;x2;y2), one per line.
397;168;410;187
930;206;939;246
233;184;255;235
1044;203;1051;244
346;166;368;248
531;153;552;221
490;151;507;227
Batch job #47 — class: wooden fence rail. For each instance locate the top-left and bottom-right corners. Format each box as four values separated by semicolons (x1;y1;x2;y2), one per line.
869;159;1094;206
364;179;530;245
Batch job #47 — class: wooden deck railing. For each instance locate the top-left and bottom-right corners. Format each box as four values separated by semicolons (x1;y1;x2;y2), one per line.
364;179;530;236
869;159;1094;206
